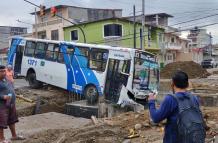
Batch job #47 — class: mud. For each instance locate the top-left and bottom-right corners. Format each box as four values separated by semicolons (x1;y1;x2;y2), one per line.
15;86;69;117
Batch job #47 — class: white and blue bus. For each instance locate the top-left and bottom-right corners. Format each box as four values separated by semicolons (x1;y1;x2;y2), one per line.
8;37;159;105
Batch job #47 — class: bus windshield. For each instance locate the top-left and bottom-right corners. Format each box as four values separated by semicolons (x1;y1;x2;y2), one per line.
133;51;159;95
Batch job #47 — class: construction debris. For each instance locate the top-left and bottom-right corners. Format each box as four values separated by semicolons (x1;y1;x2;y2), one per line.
91;115;99;125
16;94;34;103
161;61;210;79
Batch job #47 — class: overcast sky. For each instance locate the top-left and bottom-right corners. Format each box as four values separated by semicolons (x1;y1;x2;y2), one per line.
1;0;218;43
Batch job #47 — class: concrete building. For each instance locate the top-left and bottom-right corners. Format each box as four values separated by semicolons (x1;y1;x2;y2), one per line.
126;13;194;65
187;28;211;63
31;5;122;41
0;26;27;65
0;26;27;49
125;13;173;28
164;33;191;64
63;17;164;52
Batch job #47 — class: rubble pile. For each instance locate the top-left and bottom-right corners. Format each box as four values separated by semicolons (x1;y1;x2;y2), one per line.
20;108;218;143
161;61;210;79
22;111;163;143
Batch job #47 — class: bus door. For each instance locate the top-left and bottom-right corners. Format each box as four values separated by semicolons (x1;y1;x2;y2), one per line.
104;59;130;103
14;44;24;74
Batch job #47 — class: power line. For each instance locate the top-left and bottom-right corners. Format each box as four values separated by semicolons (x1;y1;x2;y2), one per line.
90;22;218;44
170;13;218;26
173;10;216;21
172;8;218;15
16;19;33;25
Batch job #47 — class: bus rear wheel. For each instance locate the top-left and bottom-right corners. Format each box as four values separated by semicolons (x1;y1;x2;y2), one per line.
27;73;43;89
84;85;98;105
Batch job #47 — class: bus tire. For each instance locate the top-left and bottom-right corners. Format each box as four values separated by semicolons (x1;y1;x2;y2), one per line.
84;85;98;105
27;73;43;89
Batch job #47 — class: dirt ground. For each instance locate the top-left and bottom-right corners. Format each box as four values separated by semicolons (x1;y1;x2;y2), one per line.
9;69;218;143
15;86;70;117
10;107;218;143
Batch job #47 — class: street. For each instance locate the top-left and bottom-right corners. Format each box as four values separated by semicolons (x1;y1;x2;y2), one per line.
14;78;28;89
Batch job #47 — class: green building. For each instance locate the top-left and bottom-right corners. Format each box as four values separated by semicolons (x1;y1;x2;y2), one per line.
63;18;164;53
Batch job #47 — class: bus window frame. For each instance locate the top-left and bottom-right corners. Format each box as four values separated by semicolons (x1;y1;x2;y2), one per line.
24;40;36;57
89;48;109;72
34;42;47;59
45;43;59;62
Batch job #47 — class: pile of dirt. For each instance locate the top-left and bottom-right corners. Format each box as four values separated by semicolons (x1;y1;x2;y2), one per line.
161;61;210;79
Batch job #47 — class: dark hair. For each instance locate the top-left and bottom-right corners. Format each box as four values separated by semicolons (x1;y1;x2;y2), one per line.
172;71;189;89
0;65;5;70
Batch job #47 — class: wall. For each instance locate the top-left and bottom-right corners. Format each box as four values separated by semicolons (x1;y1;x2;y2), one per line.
64;19;163;51
34;7;72;40
176;52;193;62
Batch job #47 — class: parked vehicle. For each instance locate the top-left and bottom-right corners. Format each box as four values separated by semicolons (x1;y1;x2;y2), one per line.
201;59;217;68
8;37;160;105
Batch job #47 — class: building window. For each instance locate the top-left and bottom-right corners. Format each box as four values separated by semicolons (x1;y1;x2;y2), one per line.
35;42;47;59
71;30;78;41
171;37;175;43
89;48;109;72
104;24;122;37
38;31;46;39
24;41;36;57
51;30;59;40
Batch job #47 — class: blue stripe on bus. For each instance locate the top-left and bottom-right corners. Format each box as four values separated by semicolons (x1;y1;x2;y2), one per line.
60;44;76;92
8;38;22;65
73;47;102;95
60;44;102;95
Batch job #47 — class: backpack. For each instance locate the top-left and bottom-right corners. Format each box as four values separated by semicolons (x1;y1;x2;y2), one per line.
172;93;206;143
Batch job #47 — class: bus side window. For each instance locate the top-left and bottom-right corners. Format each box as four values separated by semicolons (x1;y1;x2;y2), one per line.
89;48;109;72
54;45;59;61
24;41;36;57
35;42;47;59
75;46;89;67
58;46;64;63
76;46;89;57
45;43;59;62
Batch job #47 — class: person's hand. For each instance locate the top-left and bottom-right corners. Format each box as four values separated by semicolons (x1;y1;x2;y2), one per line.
3;95;11;100
148;92;157;101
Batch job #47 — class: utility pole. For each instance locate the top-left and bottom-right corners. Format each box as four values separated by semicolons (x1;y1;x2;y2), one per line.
133;5;136;49
141;0;145;50
209;32;213;58
34;8;38;38
24;0;41;38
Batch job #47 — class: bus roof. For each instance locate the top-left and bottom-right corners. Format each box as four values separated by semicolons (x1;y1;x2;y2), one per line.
12;37;155;56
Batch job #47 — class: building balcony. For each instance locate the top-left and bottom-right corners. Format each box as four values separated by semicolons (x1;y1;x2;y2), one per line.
33;19;62;29
165;42;182;50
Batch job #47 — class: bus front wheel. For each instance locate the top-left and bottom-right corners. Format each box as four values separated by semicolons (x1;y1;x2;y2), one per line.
27;73;43;89
84;85;98;105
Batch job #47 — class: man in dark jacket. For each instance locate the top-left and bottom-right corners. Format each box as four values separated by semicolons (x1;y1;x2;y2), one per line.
148;71;200;143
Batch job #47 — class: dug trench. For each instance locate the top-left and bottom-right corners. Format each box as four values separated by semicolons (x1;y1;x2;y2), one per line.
15;85;71;117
